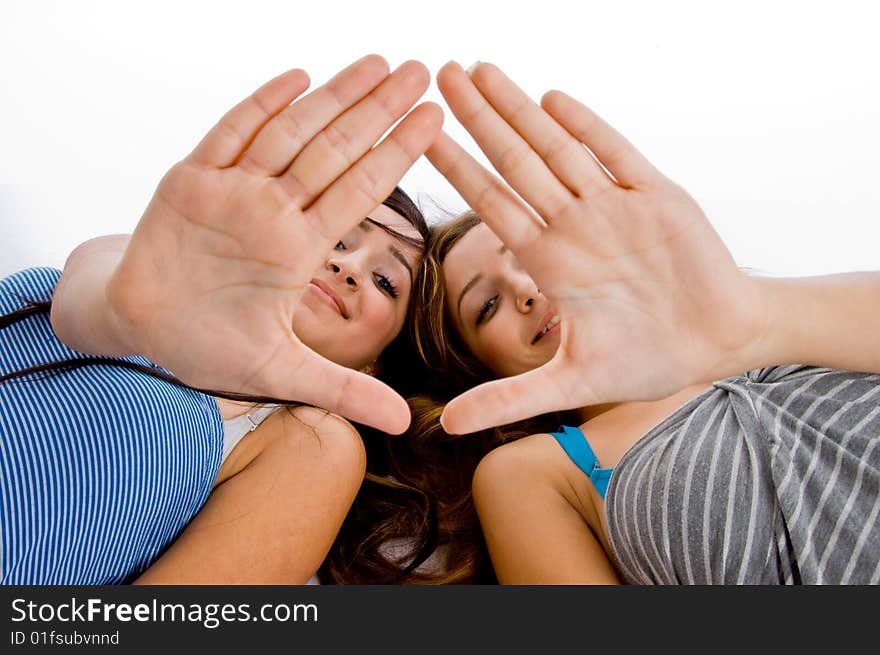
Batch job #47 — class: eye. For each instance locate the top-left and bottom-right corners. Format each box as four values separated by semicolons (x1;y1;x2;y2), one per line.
476;295;499;326
374;273;399;299
334;240;346;251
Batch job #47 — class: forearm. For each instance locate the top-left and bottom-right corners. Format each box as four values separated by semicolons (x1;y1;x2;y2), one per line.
50;235;136;356
747;271;880;374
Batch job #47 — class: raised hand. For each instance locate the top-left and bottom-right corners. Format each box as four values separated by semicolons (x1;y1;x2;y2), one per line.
105;55;442;434
427;61;766;434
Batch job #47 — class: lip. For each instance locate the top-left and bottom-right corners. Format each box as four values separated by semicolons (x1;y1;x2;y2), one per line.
532;310;560;344
308;279;349;319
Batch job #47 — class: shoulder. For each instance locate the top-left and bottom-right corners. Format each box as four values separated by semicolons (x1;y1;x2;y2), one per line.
259;405;364;462
474;432;567;484
283;405;361;440
214;405;364;487
0;267;62;311
473;432;604;524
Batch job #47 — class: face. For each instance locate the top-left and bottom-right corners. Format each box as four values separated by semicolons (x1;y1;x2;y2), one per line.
442;223;560;378
293;204;422;370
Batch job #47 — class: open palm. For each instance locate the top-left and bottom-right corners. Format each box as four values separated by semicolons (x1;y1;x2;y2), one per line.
106;56;442;433
427;62;766;433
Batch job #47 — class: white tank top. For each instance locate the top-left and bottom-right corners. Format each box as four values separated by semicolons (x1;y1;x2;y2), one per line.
221;404;281;462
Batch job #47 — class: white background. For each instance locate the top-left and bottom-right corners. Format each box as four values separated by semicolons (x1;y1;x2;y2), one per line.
2;0;878;277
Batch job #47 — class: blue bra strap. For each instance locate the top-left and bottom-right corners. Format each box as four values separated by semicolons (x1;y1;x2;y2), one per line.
549;425;613;499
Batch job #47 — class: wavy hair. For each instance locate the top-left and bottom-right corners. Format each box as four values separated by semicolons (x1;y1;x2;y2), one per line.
343;210;576;584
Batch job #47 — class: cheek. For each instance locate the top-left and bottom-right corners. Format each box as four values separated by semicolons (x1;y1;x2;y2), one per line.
360;293;403;339
472;324;520;374
481;327;512;358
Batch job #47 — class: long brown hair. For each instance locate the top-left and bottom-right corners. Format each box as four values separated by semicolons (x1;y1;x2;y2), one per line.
330;210;575;584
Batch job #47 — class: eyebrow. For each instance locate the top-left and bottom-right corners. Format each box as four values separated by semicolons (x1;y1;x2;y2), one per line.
455;241;505;322
361;220;415;283
456;273;482;323
391;245;414;283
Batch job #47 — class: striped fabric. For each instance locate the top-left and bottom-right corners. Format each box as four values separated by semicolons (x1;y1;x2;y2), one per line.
605;365;880;584
0;267;222;584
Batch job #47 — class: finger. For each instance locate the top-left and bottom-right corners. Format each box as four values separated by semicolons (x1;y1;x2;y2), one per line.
439;360;592;434
541;90;660;189
305;102;443;246
426;131;543;253
283;60;430;206
239;54;391;176
468;62;614;197
189;69;311;168
436;61;573;221
271;347;412;434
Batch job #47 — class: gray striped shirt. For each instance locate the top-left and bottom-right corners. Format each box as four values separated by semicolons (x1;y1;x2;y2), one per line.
605;366;880;584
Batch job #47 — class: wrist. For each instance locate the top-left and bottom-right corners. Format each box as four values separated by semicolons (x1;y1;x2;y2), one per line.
50;236;137;357
102;269;140;356
734;273;831;374
713;273;786;380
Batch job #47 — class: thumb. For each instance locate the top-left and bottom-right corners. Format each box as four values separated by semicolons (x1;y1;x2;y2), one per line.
440;361;582;434
268;346;411;434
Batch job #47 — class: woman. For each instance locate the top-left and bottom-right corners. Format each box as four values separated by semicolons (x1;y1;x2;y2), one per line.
0;54;444;584
406;61;880;584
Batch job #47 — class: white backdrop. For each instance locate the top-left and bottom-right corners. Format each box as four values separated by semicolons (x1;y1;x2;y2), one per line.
2;0;878;277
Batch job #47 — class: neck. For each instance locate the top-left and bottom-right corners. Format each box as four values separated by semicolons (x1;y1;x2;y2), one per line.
574;383;712;427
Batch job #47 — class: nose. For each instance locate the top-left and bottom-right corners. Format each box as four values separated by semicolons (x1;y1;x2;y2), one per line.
327;258;359;288
514;275;541;313
516;294;535;313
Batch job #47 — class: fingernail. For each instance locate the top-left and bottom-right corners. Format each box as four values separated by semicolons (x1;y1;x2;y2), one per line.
440;411;458;435
466;61;482;75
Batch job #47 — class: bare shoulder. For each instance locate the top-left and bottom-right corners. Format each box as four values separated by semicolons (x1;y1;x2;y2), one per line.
474;432;603;524
213;405;362;487
248;405;363;450
475;433;570;483
283;405;360;439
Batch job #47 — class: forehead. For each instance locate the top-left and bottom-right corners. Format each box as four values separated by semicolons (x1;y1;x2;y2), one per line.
442;223;503;291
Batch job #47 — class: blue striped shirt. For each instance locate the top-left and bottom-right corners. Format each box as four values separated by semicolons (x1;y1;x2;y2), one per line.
1;267;222;584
